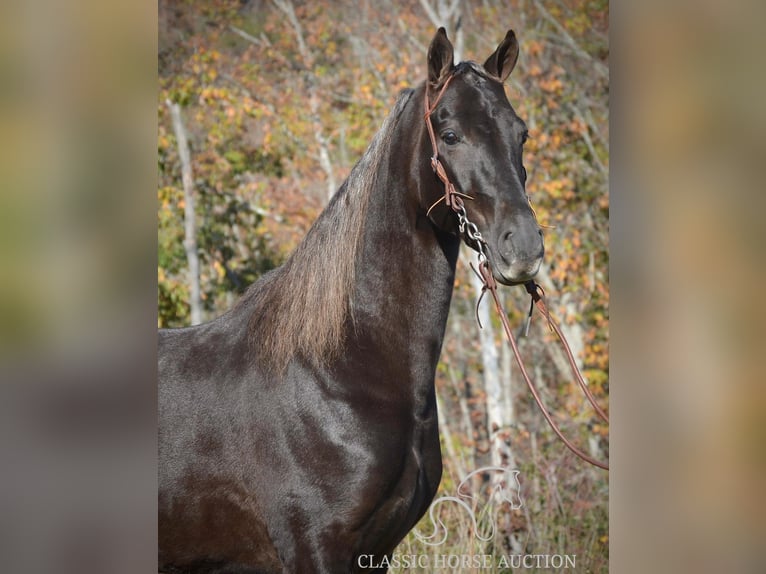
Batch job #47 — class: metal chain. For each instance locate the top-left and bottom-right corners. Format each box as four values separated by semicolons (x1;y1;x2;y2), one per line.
456;203;488;261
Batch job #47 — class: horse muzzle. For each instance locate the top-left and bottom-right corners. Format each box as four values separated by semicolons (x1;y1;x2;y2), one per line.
491;218;544;285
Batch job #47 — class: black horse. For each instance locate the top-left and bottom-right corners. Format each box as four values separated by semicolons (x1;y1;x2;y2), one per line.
159;28;544;573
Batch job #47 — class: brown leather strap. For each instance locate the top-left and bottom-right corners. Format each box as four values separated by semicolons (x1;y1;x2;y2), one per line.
525;281;610;424
424;75;470;213
476;263;609;471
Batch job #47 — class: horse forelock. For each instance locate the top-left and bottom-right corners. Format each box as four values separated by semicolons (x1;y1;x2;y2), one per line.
245;89;415;373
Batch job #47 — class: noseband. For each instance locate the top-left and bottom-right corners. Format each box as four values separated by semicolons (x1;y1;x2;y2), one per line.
423;75;609;470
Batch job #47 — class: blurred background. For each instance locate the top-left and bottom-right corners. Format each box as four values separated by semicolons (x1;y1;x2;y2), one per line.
611;1;766;572
1;0;764;573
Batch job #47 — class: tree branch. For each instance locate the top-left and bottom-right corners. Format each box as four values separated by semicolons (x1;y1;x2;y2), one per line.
270;0;337;200
272;0;311;67
532;0;608;79
418;0;441;29
229;25;265;47
568;102;608;177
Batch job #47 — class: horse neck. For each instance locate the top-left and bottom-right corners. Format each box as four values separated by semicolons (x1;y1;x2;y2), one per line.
351;95;460;361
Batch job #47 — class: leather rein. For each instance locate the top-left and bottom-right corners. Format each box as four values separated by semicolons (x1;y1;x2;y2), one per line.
424;76;609;471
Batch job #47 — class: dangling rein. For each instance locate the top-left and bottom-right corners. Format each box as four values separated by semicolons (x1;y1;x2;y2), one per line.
424;76;609;471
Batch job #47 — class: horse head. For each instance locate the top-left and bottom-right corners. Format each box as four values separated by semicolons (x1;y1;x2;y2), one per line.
421;28;544;285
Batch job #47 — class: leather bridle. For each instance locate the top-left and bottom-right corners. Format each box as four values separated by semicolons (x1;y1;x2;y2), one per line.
424;75;609;471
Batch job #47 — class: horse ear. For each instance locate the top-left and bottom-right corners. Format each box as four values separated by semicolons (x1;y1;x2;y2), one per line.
427;27;454;86
483;29;519;82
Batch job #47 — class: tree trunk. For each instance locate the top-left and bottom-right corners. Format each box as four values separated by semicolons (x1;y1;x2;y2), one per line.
468;248;516;472
273;0;337;202
166;100;202;325
419;0;464;62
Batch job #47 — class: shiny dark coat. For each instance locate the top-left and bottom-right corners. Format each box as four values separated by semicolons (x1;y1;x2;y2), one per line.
158;28;543;574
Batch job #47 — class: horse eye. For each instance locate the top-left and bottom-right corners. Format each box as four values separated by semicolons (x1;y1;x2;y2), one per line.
441;130;460;145
521;131;529;145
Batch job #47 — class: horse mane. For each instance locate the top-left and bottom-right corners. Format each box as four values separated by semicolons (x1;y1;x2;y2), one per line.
243;89;415;373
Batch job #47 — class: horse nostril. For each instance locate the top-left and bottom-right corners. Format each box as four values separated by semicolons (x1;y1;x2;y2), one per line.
504;231;514;242
538;229;543;236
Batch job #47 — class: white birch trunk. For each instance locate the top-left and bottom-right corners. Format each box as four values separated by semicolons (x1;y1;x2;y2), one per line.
469;250;516;472
166;100;202;326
